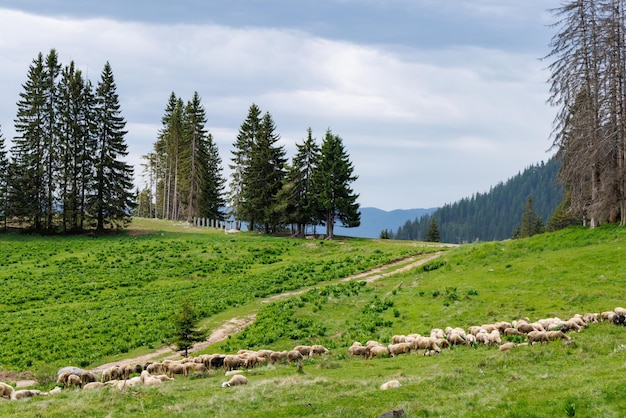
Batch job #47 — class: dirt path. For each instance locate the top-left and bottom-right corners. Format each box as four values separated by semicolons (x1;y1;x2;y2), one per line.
78;251;445;374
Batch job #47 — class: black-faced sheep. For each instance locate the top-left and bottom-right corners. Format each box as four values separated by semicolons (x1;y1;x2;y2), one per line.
222;374;248;388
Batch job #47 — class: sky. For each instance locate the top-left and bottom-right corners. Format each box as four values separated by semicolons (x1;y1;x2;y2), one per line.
0;0;562;211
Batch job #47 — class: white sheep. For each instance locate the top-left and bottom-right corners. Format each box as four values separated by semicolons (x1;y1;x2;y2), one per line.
499;342;516;352
380;379;402;390
387;342;412;357
222;374;248;388
140;370;162;387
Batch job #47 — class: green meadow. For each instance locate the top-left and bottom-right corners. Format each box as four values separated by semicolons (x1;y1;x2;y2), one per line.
0;219;625;417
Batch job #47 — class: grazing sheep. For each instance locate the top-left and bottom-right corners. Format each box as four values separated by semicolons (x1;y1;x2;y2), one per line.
545;330;571;342
66;374;82;389
615;307;626;316
391;335;409;344
601;311;616;322
184;362;208;375
311;344;329;355
431;328;445;339
348;345;368;359
499;342;516;352
140;371;163;387
564;319;582;333
80;371;97;386
256;350;274;360
167;362;187;377
57;372;72;386
488;330;501;346
435;338;451;349
447;333;466;346
223;354;246;370
82;382;105;390
380;380;402;390
467;326;483;336
368;345;390;359
210;355;226;369
222;374;248;388
13;389;48;399
504;327;523;336
527;330;548;345
410;337;440;354
146;362;166;375
270;350;289;364
294;345;313;357
464;335;476;347
388;342;412;357
475;331;490;345
287;350;304;363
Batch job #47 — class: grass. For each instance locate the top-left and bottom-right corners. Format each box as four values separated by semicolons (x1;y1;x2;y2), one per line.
1;221;626;416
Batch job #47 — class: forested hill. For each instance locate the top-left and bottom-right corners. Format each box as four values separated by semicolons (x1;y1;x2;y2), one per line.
393;158;564;243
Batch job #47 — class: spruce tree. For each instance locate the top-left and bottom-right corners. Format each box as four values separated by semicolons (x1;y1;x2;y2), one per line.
200;133;226;221
0;126;8;230
170;298;205;358
229;103;261;230
513;196;544;239
425;217;440;242
12;52;47;230
90;62;135;232
314;130;360;239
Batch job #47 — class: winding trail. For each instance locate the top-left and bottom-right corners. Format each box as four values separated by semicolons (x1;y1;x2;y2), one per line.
93;251;446;372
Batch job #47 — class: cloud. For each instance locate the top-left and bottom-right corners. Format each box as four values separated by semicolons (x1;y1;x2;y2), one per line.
0;7;556;210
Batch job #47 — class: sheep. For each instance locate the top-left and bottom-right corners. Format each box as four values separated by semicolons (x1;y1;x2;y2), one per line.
116;376;142;390
601;311;616;322
527;330;548;345
545;330;571;342
210;355;226;369
140;371;162;387
615;307;626;316
49;387;62;395
411;337;440;354
167;362;187;377
155;374;174;382
256;350;274;360
464;334;476;347
184;362;208;375
13;389;48;399
287;350;304;363
499;342;516;352
467;326;483;336
80;371;97;386
388;342;412;357
311;344;329;355
430;328;445;339
222;355;243;372
0;382;15;400
516;322;543;334
146;362;166;375
82;382;105;390
222;374;248;388
66;374;82;389
293;345;313;357
348;345;368;359
583;313;599;323
564;319;582;333
270;350;288;364
380;380;402;390
57;371;72;386
447;332;466;346
367;345;390;360
487;330;501;346
435;338;451;349
504;327;523;336
475;331;490;345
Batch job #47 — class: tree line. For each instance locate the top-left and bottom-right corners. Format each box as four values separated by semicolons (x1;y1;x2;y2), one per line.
140;102;361;239
0;49;135;233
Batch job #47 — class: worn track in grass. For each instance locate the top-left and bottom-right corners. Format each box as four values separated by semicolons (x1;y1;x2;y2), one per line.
92;251;445;372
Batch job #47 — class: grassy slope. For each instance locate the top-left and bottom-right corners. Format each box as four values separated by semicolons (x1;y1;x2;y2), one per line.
2;222;626;416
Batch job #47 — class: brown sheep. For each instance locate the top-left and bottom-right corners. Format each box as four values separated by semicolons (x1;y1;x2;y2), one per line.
66;374;81;388
224;355;246;371
545;330;571;342
411;337;441;354
80;371;97;386
311;344;329;355
293;345;313;357
367;345;390;359
146;362;166;375
348;344;368;359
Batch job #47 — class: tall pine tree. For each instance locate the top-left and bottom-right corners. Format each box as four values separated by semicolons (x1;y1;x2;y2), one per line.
90;62;135;232
314;130;360;239
0;126;8;231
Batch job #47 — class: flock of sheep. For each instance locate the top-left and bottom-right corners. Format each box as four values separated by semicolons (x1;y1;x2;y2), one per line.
349;307;626;363
0;306;624;401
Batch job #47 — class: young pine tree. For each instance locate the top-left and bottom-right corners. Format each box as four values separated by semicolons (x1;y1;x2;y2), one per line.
170;298;205;357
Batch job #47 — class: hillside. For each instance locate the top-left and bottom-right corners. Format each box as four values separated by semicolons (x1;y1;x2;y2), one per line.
1;220;626;416
394;158;563;243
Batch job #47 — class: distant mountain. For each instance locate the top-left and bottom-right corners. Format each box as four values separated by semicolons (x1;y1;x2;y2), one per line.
335;207;437;239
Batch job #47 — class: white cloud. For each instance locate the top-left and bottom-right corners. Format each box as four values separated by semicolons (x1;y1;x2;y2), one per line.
0;7;556;210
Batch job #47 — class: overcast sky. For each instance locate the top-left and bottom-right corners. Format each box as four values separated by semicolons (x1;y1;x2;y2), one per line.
0;1;561;210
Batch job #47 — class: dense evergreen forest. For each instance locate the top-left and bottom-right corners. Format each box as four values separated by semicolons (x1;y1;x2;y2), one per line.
392;158;564;243
0;49;135;233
